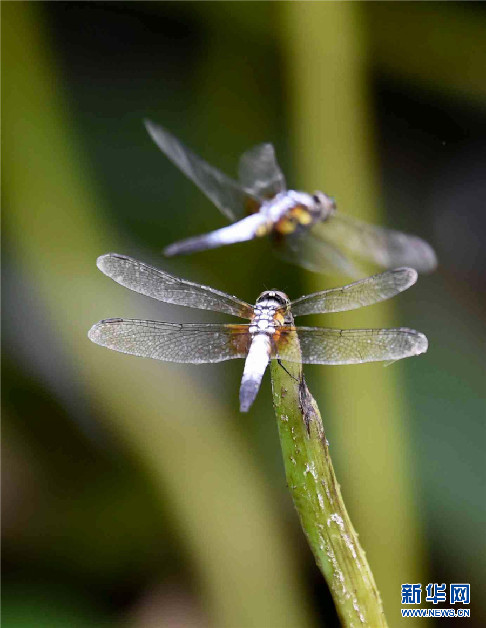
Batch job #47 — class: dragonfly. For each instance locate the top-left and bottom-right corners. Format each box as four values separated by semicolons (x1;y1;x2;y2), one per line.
88;254;428;412
145;120;437;277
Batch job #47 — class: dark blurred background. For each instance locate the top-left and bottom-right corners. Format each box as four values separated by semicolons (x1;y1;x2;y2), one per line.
3;3;485;627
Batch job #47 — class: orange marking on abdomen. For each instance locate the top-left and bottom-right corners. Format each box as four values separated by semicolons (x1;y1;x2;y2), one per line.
256;223;272;237
292;206;313;225
274;204;313;235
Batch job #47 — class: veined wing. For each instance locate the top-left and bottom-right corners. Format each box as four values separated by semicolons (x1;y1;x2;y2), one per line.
313;212;438;273
275;229;361;277
274;326;428;365
88;320;252;363
290;268;417;316
238;143;286;199
145;120;260;221
97;253;254;319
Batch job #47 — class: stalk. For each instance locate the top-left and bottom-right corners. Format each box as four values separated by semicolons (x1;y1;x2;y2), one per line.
271;355;387;627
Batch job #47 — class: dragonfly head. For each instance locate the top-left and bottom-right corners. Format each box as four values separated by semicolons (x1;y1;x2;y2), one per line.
256;290;289;308
255;290;292;323
311;191;337;221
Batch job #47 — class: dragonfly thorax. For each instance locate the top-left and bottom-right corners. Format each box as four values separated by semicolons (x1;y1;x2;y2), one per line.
249;290;290;335
268;190;335;237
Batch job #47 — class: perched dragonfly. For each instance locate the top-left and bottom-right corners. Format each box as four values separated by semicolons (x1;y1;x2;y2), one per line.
145;121;437;277
89;254;428;412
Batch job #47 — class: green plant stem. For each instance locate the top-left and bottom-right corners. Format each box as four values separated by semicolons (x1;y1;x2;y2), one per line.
271;356;387;627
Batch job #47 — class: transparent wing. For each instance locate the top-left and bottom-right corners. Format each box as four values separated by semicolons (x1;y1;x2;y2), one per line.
274;326;428;365
88;320;251;363
290;267;417;317
313;212;438;273
145;120;261;221
274;229;361;277
97;253;254;319
238;143;286;199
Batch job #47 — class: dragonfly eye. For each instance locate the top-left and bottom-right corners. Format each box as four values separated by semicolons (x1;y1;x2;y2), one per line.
256;290;290;308
271;290;291;307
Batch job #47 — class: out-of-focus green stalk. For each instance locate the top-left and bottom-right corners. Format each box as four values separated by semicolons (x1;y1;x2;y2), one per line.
281;4;426;623
271;356;387;628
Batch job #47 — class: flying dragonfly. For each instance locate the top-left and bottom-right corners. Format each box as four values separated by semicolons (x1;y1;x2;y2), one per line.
145;121;437;277
88;254;428;412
